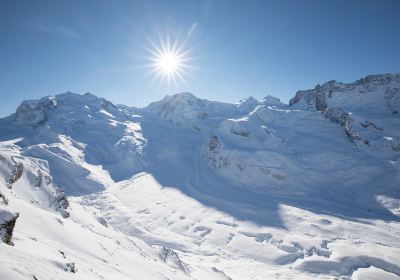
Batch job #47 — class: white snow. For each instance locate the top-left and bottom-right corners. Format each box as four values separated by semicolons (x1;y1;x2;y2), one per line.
0;73;399;279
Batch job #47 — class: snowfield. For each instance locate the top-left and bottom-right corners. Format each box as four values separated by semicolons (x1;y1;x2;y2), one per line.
1;73;400;279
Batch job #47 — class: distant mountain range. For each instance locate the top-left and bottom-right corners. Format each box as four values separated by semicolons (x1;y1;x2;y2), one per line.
1;73;399;280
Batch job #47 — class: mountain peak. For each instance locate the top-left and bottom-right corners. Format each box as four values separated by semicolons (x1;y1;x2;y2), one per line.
13;92;119;126
261;95;284;106
289;72;400;110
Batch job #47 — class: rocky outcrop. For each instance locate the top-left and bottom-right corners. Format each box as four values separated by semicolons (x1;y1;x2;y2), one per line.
6;156;23;189
159;246;189;274
208;136;229;169
15;96;57;126
289;73;400;112
34;169;42;188
354;73;400;87
0;191;8;205
64;262;76;273
209;136;220;151
0;210;19;246
323;108;361;143
289;74;400;145
53;186;70;218
289;80;340;111
360;121;383;131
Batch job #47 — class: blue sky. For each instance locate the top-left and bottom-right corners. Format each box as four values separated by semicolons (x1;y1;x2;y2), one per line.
1;0;399;116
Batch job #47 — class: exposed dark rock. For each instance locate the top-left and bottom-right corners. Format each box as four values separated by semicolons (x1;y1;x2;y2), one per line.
208;136;230;169
59;250;66;258
65;262;76;273
6;156;23;189
159;246;189;274
0;191;8;205
97;216;108;227
289;80;341;110
209;136;220;151
230;128;250;137
197;111;209;120
344;121;361;143
34;169;42;188
323;108;361;143
15;97;57;126
323;107;348;126
0;211;19;246
53;186;70;218
315;85;328;112
289;74;400;114
390;140;400;152
360;121;383;131
354;73;400;86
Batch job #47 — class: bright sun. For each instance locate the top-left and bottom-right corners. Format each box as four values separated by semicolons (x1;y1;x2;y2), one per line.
158;53;180;74
141;34;193;86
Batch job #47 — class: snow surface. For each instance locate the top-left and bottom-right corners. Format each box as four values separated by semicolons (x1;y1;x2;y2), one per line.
0;73;400;279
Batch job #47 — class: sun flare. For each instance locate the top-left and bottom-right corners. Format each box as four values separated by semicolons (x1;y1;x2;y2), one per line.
158;53;180;74
141;34;193;86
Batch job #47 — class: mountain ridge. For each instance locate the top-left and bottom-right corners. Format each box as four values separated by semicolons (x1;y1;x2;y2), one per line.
1;72;400;280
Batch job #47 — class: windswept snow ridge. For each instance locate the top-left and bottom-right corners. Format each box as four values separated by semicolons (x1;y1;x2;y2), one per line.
0;73;400;279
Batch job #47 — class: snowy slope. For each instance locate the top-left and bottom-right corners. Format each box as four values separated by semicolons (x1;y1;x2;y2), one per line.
1;92;147;194
1;73;400;279
0;141;199;280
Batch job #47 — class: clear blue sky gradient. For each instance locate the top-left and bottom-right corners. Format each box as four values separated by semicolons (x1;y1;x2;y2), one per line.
1;0;399;116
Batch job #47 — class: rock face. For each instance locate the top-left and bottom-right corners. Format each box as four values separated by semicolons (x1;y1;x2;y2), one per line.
0;191;8;205
15;97;57;126
289;73;400;113
289;73;400;146
54;186;70;218
0;210;19;246
0;143;71;219
6;156;23;189
323;108;360;143
159;246;189;274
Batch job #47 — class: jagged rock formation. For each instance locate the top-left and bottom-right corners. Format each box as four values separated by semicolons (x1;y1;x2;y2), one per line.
15;96;57;126
53;186;70;218
159;246;189;274
6;156;23;189
0;191;8;205
289;73;400;147
64;262;76;273
0;210;19;246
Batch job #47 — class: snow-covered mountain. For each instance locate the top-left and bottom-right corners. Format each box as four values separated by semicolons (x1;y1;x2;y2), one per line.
1;73;400;280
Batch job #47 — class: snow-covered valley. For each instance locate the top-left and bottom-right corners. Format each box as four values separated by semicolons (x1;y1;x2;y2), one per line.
1;73;400;279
